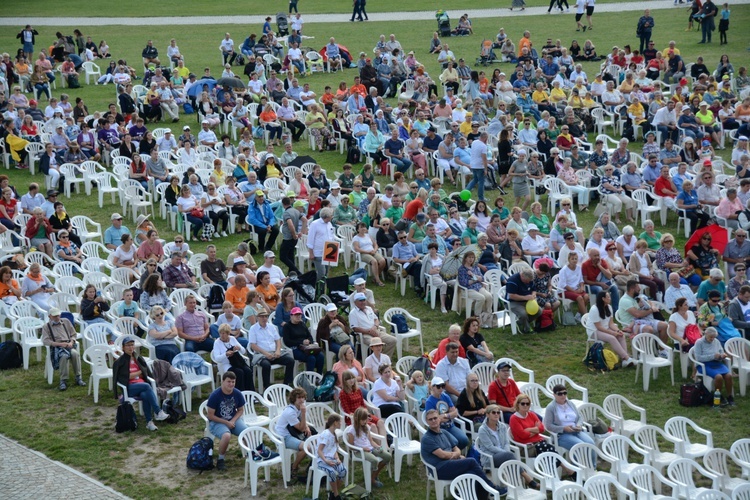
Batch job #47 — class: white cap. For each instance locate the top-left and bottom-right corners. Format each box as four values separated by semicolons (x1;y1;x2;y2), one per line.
353;278;366;286
325;303;337;312
431;377;445;386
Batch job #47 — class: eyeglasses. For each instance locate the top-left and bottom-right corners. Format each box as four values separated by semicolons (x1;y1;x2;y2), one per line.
156;312;164;317
737;268;746;272
519;402;530;406
737;235;747;238
562;203;571;206
490;411;501;415
175;240;184;243
59;235;69;239
710;298;720;303
702;237;712;241
556;391;568;396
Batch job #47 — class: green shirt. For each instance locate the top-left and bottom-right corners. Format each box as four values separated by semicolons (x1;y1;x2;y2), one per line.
639;231;662;251
529;214;551;235
385;206;404;224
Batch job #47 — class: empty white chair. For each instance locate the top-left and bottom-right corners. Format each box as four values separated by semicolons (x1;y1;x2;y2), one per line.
497;460;546;500
628;464;679;500
731;439;750;480
237;426;286;495
601;394;647;438
83;345;113;403
584;472;635;500
81;61;102;84
703;448;749;496
15;317;45;370
667;458;720;499
263;384;293;419
534;452;583;494
569;443;615;482
663;416;713;460
450;473;503;500
385;412;425;483
553;484;590;500
725;338;750;397
634;425;683;473
695;492;731;500
239;390;274;428
632;333;675;391
545;374;589;406
601;434;651;486
733;484;750;500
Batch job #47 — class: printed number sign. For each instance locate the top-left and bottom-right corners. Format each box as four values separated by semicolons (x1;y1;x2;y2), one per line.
323;241;340;266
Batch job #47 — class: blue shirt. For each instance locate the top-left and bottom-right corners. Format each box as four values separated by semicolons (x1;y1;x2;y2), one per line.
420;428;458;470
104;225;131;247
392;241;419;262
424;392;455;430
506;273;532;301
206;387;246;421
641;164;662;184
677;189;699;212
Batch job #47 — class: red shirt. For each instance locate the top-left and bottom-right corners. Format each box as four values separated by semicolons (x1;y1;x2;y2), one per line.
432;337;466;365
129;359;145;384
307;198;321;218
509;411;546;444
488;378;521;408
0;198;18;219
402;198;424;221
654;176;677;198
581;258;610;283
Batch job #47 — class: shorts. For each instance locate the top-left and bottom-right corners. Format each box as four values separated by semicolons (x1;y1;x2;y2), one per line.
31;237;51;248
697;360;730;378
360;253;384;265
284;433;304;450
633;318;661;333
23;42;34;54
575;13;584;21
586;6;594;15
209;419;248;439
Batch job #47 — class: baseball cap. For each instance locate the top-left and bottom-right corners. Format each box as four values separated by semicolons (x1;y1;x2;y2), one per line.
325;303;337;312
183;125;190;131
293;200;306;208
682;105;691;112
330;182;340;189
497;362;511;370
46;190;58;197
255;190;265;197
528;224;539;231
121;335;136;345
263;251;275;258
699;101;708;107
290;307;303;315
353;278;366;286
285;190;296;198
353;292;367;301
564;232;575;240
431;377;445;386
111;213;123;220
29;99;37;105
233;257;246;265
202;120;209;124
48;307;61;317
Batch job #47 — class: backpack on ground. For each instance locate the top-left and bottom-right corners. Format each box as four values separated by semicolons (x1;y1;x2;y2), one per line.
561;310;577;326
0;341;23;370
208;285;225;310
583;343;607;372
187;437;215;471
341;483;370;500
115;401;138;433
346;145;361;164
162;399;185;424
390;313;409;334
534;309;556;332
408;355;434;381
298;373;317;401
313;371;338;402
602;347;621;371
67;74;80;89
679;382;712;407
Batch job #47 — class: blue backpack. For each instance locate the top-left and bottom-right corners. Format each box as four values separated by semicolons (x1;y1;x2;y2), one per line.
187;437;214;471
390;314;409;334
314;371;338;402
583;343;608;372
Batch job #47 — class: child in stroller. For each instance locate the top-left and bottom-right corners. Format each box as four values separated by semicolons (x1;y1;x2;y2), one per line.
476;40;498;66
276;13;289;37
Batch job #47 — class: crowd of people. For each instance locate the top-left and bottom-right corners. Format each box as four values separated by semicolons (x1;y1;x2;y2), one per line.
0;9;748;497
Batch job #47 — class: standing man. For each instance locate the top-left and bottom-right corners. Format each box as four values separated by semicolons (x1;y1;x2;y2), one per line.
351;0;363;22
636;9;655;53
307;207;335;279
41;307;86;391
466;132;489;202
206;372;247;471
698;0;718;44
281;198;307;275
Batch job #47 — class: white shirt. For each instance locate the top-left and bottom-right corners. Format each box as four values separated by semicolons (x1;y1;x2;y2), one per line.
198;129;218;145
307;217;335;258
585;238;608;256
470;139;487;171
220;38;234;52
434;356;470;393
248;321;280;352
558;264;585;290
652;106;677;127
288;47;302;61
364;352;391;381
371;377;400;407
257;264;285;284
522;234;547;254
291;16;304;32
664;284;697;309
349;305;378;331
576;0;587;14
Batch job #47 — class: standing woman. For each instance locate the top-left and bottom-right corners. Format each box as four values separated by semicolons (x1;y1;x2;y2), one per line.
508;149;531;211
510;0;526;11
497;128;513;194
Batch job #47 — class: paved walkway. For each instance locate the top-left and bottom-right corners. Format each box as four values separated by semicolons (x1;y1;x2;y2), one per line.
2;0;749;26
0;434;130;500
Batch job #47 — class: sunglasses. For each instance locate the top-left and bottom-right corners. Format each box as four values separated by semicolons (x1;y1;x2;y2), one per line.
59;235;69;239
556;391;568;396
434;384;446;389
156;312;164;317
175;240;184;243
519;402;531;406
399;236;407;240
562;203;571;206
737;268;746;272
489;411;501;415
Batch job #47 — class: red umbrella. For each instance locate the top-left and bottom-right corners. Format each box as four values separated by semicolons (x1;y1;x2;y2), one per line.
684;223;728;255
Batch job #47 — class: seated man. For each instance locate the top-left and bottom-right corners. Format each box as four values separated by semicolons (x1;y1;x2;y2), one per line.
142;40;160;68
619;279;669;345
421;408;501;498
391;230;423;294
728;285;750;340
664;272;697;311
200;244;228;290
349;292;397;357
163;252;199;290
424;377;469;451
582;248;620;312
505;267;541;334
248;309;295;387
41;307;86;391
257;251;287;290
433;342;471;405
104;213;131;251
176;295;216;352
206;371;247;471
432;324;467;365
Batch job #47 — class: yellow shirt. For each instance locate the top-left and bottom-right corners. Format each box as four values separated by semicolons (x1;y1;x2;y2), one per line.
663;48;681;57
459;121;473;135
583;97;598;109
176;66;190;79
550;87;567;103
695;110;716;126
532;90;550;104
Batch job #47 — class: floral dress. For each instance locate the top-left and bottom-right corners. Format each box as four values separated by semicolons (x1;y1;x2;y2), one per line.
697;302;727;330
532;273;556;307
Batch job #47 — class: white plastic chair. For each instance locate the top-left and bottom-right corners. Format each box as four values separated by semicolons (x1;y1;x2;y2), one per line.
584;472;635;500
601;434;651;486
667;458;720;500
71;215;103;244
568;443;615;482
733;484;750;500
495;358;535;393
703;448;749;496
239;390;275;428
632;333;675;391
497;460;545;500
385;412;425;483
470;362;497;395
237;426;286;495
731;439;750;481
81;61;102;84
263;384;293;419
725;338;750;396
601;394;647;438
553;484;589;500
450;473;503;500
422;454;452;500
383;307;424;359
633;424;683;474
689;346;732;393
663;416;714;461
15;317;45;370
628;464;679;500
696;492;731;500
83;345;113;403
535;452;583;494
544;374;589;406
172;352;215;412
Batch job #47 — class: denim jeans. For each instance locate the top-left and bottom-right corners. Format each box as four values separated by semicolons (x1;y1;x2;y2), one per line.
185;214;210;238
155;344;181;364
292;346;325;374
587;283;619;312
557;431;596;464
127;382;160;422
445;424;470;450
466;168;486;201
184;329;218;353
390;156;412;174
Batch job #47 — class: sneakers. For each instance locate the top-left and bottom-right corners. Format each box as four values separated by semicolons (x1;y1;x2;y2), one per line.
574;312;582;323
441;307;448;314
221;231;228;237
658;349;670;359
146;421;158;431
728;396;736;407
622;358;635;367
59;380;68;391
75;376;87;387
213;232;221;239
217;458;227;471
154;410;170;421
720;397;729;408
372;480;384;488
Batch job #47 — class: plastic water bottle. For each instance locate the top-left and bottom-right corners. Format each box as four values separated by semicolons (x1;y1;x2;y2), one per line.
713;389;721;407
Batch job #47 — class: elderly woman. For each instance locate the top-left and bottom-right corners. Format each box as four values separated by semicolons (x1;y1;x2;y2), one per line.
639;220;662;254
533;262;561;313
25;207;54;258
305;104;331;152
317;303;354;357
687;232;721;280
557;157;590;211
425;242;450;313
500;228;525;263
213;323;254;391
543;384;597;455
21;262;53;311
508;150;531;211
559;252;589;321
615;225;637;264
586;227;609;256
462;216;480;246
289;169;311;199
589;291;636;364
282;306;325;374
147;305;180;363
477;233;499;273
604;241;636;293
506;206;530;239
333;195;357;226
509;393;557;456
628;239;665;299
694;327;735;406
54;229;83;264
600;165;635;223
676;179;711;232
593;212;621;242
655;233;702;287
458;252;494;327
528;202;551;236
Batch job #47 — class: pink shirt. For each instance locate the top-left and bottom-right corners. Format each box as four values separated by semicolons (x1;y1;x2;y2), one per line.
716;197;744;219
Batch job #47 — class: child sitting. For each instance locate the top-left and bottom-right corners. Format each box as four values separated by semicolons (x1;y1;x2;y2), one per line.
406;370;429;410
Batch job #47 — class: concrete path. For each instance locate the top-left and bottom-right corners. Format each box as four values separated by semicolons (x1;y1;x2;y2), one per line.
0;434;130;500
2;0;749;26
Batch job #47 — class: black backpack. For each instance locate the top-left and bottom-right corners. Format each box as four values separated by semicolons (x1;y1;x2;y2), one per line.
408;355;434;381
314;371;338;402
187;437;215;471
347;145;361;164
583;343;608;372
0;341;23;370
162;399;186;423
390;314;409;334
115;401;138;433
208;284;226;310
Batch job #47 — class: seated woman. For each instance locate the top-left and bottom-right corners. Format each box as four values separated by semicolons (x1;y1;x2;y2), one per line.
241;290;271;330
676;180;711;233
113;336;170;431
140;273;173;319
21;262;54;311
0;266;22;306
112;233;138;271
456;372;489;431
147;306;180;363
55;229;83;265
212;323;254;392
476;234;499;273
460;316;494;367
668;297;698;353
49;201;83;247
282;306;325;374
332;345;367;396
589;291;636;366
424;376;469;451
317;303;354;357
344;407;391;489
375;217;398;251
458;252;494;328
371;364;406;420
628;239;665;299
508;393;558;456
273;288;299;331
687;231;721;279
693;327;735;406
353;222;387;287
532;262;561;314
543;384;597;454
80;285;110;327
477;403;540;489
655;233;701;288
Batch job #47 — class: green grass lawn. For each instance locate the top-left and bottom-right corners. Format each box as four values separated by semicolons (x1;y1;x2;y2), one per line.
2;0;632;18
1;6;749;499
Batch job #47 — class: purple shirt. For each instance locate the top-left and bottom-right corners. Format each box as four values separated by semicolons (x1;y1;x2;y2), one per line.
175;310;208;339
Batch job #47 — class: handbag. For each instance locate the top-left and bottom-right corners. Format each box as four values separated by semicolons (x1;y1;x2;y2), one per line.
226;348;249;369
190;207;205;218
684;324;702;346
717;317;742;343
329;325;351;345
300;343;322;356
287;423;317;440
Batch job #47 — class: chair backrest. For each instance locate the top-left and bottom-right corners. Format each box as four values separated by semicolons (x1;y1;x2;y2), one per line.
602;434;647;464
628;464;677;497
634;424;680;457
667;458;707;492
8;300;45;322
498;460;534;490
535;452;576;488
80;241;110;259
303;303;326;334
83;323;115;349
703;448;740;485
83;271;111;289
494;358;535;386
583;472;633;500
293;371;322;390
305;402;338;431
732;484;750;500
569;443;603;479
545;374;588;403
25;251;55;268
664;416;712;449
730;439;750;472
695;491;730;500
632;333;667;360
83;344;112;371
55;276;85;296
450;473;500;500
263;384;293;411
725;337;750;366
508;262;531;276
553;484;589;500
385;412;425;445
52;261;84;278
470;362;496;394
602;393;646;427
519;382;552;415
